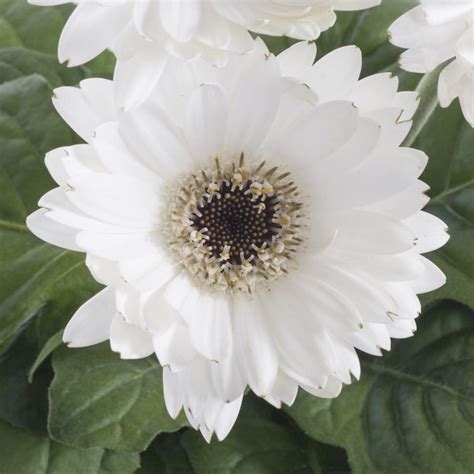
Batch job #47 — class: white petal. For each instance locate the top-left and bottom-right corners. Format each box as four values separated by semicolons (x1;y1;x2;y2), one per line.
109;313;154;359
214;396;243;441
160;0;201;42
120;103;193;179
188;293;233;362
114;41;168;110
225;52;280;158
92;123;162;186
63;287;115;347
233;296;278;396
45;145;105;186
26;209;80;252
277;41;316;79
210;351;246;402
153;323;197;371
459;76;474;127
422;1;473;25
438;59;466;108
409;257;446;293
302;376;342;399
163;366;183;419
352;73;399;114
269;101;360;174
66;173;161;229
85;254;123;287
406;211;450;253
53;79;115;142
308;45;362;102
58;3;129;66
372;180;430;219
332;210;416;255
185;83;228;163
264;372;298;409
165;275;233;362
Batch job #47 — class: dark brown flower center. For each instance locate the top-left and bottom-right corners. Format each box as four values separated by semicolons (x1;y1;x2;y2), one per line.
190;181;281;265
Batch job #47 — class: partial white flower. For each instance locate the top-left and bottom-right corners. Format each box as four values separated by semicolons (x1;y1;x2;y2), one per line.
29;0;380;107
389;0;474;126
27;41;448;442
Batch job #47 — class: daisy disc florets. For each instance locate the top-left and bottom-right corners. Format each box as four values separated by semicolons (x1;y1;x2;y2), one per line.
167;154;305;293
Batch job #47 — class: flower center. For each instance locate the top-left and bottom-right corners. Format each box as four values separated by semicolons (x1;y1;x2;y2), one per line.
166;155;305;293
189;181;281;265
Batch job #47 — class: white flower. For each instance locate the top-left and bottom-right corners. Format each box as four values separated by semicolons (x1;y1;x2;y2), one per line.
27;41;448;442
389;0;474;126
29;0;380;107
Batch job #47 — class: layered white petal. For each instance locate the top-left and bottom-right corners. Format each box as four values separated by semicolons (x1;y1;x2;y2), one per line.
32;0;379;107
389;2;474;127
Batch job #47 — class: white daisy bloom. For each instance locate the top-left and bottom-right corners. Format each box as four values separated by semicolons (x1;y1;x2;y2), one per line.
27;41;448;442
389;0;474;126
29;0;380;107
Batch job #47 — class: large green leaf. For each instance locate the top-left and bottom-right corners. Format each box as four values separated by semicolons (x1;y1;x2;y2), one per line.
287;301;474;473
0;420;139;474
48;344;186;453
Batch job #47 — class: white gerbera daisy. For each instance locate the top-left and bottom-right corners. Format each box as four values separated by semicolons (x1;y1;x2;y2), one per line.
27;41;448;442
389;0;474;126
29;0;380;106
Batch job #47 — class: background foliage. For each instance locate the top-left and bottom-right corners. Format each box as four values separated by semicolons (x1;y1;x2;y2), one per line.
0;0;473;472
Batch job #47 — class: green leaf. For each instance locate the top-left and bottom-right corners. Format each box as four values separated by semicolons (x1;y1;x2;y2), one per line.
0;0;70;54
0;17;20;47
28;330;63;383
138;432;194;474
0;324;51;434
0;47;84;87
49;344;186;452
287;301;474;473
0;420;139;474
182;419;317;474
261;35;298;56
